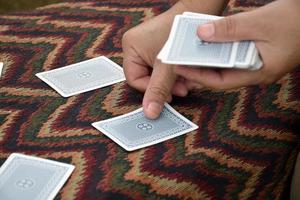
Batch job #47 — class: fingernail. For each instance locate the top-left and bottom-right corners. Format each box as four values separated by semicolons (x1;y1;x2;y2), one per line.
146;102;162;119
199;23;215;38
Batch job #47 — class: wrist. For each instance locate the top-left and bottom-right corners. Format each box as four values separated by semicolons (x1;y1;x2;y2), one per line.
161;0;229;27
140;0;230;32
179;0;229;15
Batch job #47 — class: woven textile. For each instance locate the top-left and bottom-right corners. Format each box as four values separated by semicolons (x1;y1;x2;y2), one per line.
0;0;299;199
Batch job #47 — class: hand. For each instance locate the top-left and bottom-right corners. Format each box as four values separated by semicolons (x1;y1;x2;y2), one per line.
122;3;190;119
175;0;300;90
122;0;229;119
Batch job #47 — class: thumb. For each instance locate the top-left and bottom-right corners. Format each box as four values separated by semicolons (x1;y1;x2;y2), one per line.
197;11;260;42
143;61;176;119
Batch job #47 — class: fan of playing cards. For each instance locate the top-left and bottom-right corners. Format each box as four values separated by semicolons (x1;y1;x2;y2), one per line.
157;12;263;70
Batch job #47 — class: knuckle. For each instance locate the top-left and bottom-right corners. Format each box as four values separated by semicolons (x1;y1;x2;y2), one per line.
224;16;237;38
148;85;170;100
125;77;135;86
122;32;129;45
122;30;133;46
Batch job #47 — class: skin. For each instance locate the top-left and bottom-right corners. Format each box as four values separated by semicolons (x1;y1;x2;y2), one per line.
122;0;300;119
176;0;300;90
122;0;228;119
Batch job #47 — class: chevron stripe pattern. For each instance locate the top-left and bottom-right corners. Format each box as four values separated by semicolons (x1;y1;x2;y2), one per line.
0;0;299;199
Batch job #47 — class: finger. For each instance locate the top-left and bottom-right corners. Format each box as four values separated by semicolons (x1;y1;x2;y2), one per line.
197;11;263;42
171;75;201;94
184;80;205;91
171;79;189;97
175;66;262;90
143;61;177;119
123;55;151;92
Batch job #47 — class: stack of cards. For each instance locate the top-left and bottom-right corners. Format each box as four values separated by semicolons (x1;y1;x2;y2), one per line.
36;56;125;97
157;12;263;70
0;153;74;200
92;103;198;151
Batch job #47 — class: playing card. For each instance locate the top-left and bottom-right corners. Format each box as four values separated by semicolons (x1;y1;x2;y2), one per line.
160;15;238;67
92;103;198;151
0;153;74;200
182;12;223;20
0;62;3;77
235;41;256;68
36;56;125;97
249;48;263;70
157;39;171;60
182;11;221;19
159;12;218;62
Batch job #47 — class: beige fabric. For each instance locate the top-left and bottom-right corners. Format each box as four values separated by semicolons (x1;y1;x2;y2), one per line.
291;151;300;200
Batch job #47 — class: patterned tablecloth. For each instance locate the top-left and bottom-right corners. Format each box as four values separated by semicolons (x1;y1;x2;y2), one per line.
0;0;299;199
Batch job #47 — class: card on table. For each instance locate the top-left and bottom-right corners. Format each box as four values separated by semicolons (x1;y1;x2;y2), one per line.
92;103;198;151
0;153;74;200
36;56;125;97
160;15;238;68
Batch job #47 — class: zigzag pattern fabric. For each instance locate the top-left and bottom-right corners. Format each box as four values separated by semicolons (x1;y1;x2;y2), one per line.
0;0;299;199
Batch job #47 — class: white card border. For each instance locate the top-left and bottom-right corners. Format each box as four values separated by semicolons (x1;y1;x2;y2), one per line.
0;153;75;200
92;103;198;151
0;62;3;78
157;39;171;60
36;56;125;97
182;12;222;19
249;49;263;70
